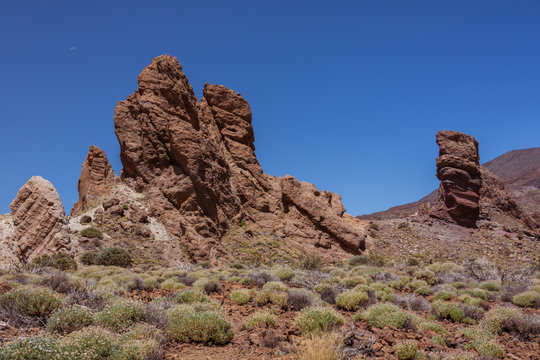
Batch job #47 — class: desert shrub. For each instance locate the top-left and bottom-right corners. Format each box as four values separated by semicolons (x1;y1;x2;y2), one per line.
459;303;483;323
348;255;369;267
66;283;105;310
296;332;340;360
393;342;422;360
431;335;445;345
63;326;124;359
0;337;68;360
413;270;438;285
320;286;337;305
197;260;212;269
367;253;386;267
336;291;369;311
126;276;146;292
434;291;454;301
368;222;379;231
418;321;447;334
481;307;522;334
95;302;144;332
168;305;234;344
80;251;99;265
262;281;287;292
0;286;62;322
501;313;540;340
460;329;504;358
471;289;487;300
409;279;428;290
97;247;132;267
512;291;540;308
174;289;209;304
358;303;409;329
203;279;222;294
342;276;366;287
299;255;324;270
245;312;276;330
433;302;465;323
479;281;500;292
394;294;430;312
80;227;103;239
250;271;278;287
46;305;94;334
120;323;165;359
288;288;315;311
177;273;197;286
269;292;289;309
230;289;251;305
295;306;344;335
274;267;295;281
407;257;420;266
31;253;78;271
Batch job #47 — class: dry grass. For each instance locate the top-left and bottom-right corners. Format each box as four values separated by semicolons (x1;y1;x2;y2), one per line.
297;332;340;360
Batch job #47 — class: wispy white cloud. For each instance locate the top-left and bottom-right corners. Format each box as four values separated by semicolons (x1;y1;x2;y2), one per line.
69;46;78;51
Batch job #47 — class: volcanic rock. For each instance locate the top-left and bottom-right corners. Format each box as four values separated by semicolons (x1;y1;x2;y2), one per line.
430;131;482;227
9;176;71;263
113;55;365;262
103;198;119;210
71;145;116;216
79;215;92;224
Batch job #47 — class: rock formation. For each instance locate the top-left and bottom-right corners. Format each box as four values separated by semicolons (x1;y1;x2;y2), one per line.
113;55;365;262
9;176;71;263
431;131;482;227
71;145;117;216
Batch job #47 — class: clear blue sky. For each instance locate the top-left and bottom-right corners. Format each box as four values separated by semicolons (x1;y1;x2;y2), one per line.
1;1;539;216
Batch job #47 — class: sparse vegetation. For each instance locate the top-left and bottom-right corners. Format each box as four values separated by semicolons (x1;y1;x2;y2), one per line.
80;227;103;239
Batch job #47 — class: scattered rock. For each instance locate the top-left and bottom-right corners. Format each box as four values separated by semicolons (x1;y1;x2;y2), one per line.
79;215;92;224
103;198;120;210
108;205;124;216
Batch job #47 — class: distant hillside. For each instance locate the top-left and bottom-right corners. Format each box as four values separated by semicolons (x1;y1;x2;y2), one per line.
359;147;540;221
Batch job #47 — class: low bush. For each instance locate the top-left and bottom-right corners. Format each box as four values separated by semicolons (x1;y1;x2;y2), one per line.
0;286;62;323
95;302;144;332
501;313;540;340
168;305;234;345
31;253;78;271
40;271;75;294
320;286;337;305
97;247;132;267
295;306;344;335
358;303;410;329
203;279;222;295
413;270;438;285
348;255;369;267
299;254;324;270
174;289;209;304
433;302;465;323
336;291;369;311
288;288;314;311
250;271;278;287
512;291;540;308
80;251;99;266
0;337;68;360
46;305;94;334
481;307;522;334
230;289;251;305
274;267;295;281
80;227;103;239
296;332;340;360
393;342;422;360
394;294;430;312
63;326;124;359
434;291;454;301
245;312;276;330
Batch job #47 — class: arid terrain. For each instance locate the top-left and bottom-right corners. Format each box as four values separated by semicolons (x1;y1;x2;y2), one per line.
0;55;538;360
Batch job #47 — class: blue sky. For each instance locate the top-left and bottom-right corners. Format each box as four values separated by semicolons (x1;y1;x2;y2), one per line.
1;1;539;216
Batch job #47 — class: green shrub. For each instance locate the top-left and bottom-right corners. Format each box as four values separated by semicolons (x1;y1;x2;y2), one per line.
471;289;487;300
359;303;410;329
95;302;144;332
431;335;445;346
299;255;324;270
0;337;68;360
512;291;540;308
295;306;344;335
47;306;94;334
342;276;366;287
434;291;454;301
481;307;522;334
418;321;448;334
175;289;209;304
434;302;465;322
397;222;409;230
393;342;422;360
31;253;78;271
168;305;234;345
97;247;132;267
63;326;124;359
0;286;62;318
460;328;504;358
409;280;428;290
479;281;500;292
262;281;287;292
336;291;369;311
413;270;438;285
368;223;379;231
230;289;251;305
120;323;164;360
348;255;369;267
80;227;103;239
274;267;295;281
245;312;276;330
80;251;99;266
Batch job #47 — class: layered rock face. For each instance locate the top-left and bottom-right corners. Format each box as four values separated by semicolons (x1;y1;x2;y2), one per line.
431;131;482;227
9;176;70;263
71;145;117;216
114;55;365;261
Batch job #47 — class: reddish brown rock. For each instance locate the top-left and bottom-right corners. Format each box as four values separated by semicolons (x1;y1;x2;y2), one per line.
71;145;116;216
113;55;365;262
431;131;482;227
9;176;71;263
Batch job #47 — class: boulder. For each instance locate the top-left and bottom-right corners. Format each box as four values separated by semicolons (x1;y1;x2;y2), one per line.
9;176;71;263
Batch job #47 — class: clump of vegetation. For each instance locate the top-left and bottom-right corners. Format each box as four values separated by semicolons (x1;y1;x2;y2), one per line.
413;270;438;285
348;255;369;267
357;303;410;329
296;332;340;360
336;290;369;311
299;254;324;270
80;227;103;239
295;306;344;335
245;312;276;330
230;289;251;305
481;307;522;334
63;326;124;359
97;247;132;267
31;253;78;271
288;288;315;311
512;291;540;308
274;267;295;281
0;337;68;360
175;289;209;304
80;251;99;266
433;302;465;323
95;302;144;332
168;305;234;345
393;342;423;360
46;305;94;334
434;291;454;301
0;286;63;322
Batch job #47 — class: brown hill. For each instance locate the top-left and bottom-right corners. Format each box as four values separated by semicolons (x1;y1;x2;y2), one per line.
359;147;540;223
